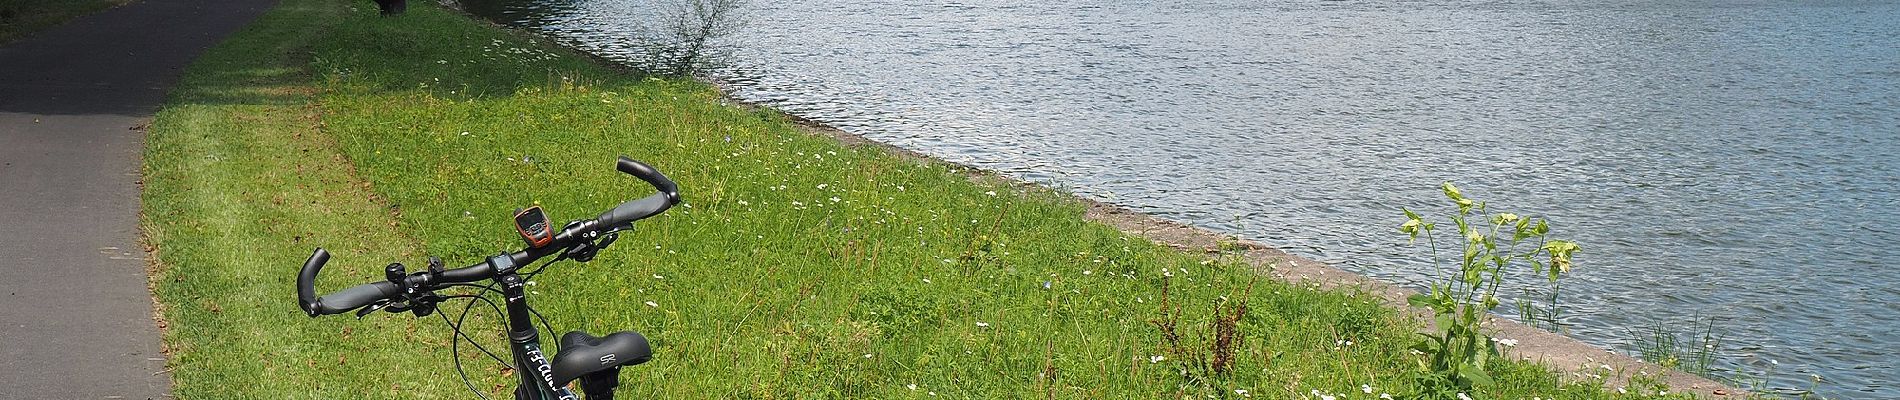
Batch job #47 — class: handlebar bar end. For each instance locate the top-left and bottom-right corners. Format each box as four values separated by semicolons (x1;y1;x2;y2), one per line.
615;156;679;202
298;248;330;317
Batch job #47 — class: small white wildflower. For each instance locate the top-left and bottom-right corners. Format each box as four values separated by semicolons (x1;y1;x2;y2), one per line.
1362;384;1373;394
1494;338;1518;347
975;322;990;327
643;301;658;307
1321;393;1337;400
1234;389;1249;397
817;183;829;189
1457;392;1472;400
1380;394;1393;400
984;190;997;196
1148;355;1165;363
907;384;917;391
863;353;872;359
829;196;841;203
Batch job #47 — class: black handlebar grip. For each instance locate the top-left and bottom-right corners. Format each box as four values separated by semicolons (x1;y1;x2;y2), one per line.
298;248;330;317
298;248;399;316
597;157;681;227
616;157;679;203
313;281;400;315
597;193;673;228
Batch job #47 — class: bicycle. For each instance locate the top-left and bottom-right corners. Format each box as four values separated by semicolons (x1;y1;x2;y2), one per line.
297;156;680;400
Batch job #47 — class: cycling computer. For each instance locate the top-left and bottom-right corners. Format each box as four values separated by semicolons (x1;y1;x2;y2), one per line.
514;206;553;248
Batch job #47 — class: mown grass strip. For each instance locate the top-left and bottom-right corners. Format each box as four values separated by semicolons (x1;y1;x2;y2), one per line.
143;1;488;397
146;0;1693;398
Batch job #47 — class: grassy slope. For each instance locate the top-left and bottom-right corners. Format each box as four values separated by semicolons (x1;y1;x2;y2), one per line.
144;0;1688;398
0;0;132;43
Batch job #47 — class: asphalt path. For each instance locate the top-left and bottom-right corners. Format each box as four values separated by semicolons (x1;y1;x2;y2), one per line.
0;0;276;397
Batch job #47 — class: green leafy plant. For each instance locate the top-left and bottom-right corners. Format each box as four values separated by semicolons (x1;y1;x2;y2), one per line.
1399;182;1579;394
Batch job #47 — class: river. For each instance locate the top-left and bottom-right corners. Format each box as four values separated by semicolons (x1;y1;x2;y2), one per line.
459;0;1900;396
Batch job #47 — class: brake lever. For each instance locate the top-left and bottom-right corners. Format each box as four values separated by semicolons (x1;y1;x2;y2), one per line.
596;231;619;250
565;231;620;263
356;299;394;319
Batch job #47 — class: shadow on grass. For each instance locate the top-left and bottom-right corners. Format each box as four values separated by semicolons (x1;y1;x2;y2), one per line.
169;66;314;107
306;7;648;101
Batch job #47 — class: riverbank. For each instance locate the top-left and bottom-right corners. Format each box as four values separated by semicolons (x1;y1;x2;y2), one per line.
768;95;1743;399
144;0;1720;397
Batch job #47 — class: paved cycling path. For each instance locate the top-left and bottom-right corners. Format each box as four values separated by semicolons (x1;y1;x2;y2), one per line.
0;0;275;397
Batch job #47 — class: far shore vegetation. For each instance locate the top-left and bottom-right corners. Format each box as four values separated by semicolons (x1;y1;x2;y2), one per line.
143;0;1727;398
0;0;133;43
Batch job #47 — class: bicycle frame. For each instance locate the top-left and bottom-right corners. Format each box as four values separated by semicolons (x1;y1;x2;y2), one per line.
486;255;580;400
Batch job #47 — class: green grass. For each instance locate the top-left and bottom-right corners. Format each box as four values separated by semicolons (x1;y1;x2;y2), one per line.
1631;318;1721;380
0;0;132;43
145;0;1702;398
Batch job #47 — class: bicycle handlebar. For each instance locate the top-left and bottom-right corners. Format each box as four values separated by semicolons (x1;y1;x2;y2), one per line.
298;156;680;317
598;157;679;229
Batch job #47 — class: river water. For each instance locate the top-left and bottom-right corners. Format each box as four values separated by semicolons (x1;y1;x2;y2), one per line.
459;0;1899;396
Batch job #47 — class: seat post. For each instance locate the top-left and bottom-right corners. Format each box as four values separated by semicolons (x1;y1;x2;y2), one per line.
580;368;619;400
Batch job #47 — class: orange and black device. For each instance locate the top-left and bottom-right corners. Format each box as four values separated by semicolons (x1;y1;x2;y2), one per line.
513;206;553;248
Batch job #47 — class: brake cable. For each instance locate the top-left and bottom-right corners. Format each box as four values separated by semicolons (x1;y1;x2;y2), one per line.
438;296;501;400
440;288;510;366
433;251;573;400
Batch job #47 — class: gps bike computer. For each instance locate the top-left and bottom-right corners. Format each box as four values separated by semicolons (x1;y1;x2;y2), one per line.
514;206;553;248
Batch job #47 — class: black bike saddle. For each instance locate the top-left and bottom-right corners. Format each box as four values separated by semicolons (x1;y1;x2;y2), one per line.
551;330;652;387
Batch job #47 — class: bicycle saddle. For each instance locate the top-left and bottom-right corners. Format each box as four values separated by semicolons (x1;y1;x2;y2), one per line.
551;330;652;387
